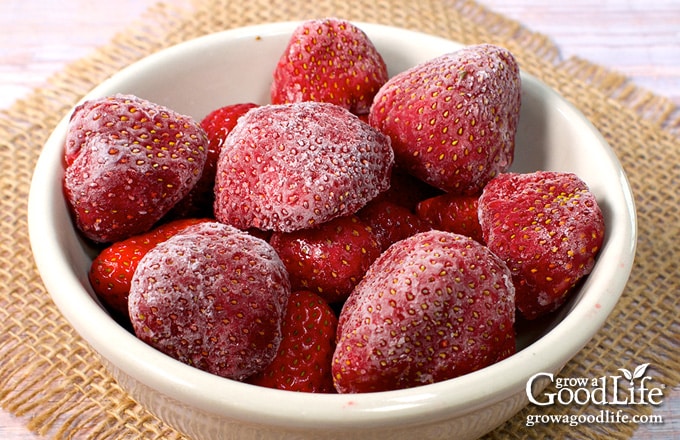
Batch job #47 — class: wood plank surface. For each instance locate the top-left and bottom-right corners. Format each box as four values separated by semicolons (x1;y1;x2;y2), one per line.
479;0;680;107
1;0;678;110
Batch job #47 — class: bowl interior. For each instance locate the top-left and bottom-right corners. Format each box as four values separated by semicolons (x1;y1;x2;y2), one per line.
27;21;636;429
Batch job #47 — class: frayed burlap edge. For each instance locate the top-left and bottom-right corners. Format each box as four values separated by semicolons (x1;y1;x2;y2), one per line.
1;0;678;439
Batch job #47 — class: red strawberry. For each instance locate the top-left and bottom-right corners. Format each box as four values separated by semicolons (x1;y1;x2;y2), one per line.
248;290;338;393
333;230;515;393
357;199;431;251
170;102;259;218
64;94;209;243
201;102;259;151
369;44;521;195
269;215;381;304
416;193;484;244
214;101;393;232
199;102;259;198
271;17;388;116
88;218;210;319
201;102;258;150
478;171;605;320
128;221;291;380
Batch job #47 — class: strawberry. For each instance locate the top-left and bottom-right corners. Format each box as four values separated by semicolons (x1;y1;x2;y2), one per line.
88;218;210;319
170;102;259;218
271;17;388;116
128;221;291;380
369;44;521;195
213;101;393;232
269;215;381;304
333;230;515;393
356;199;431;251
478;171;605;320
416;193;484;244
63;94;209;243
247;290;338;393
200;102;259;151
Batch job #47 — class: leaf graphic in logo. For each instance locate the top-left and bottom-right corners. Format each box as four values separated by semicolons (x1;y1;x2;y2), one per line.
619;368;633;382
619;364;650;385
633;363;650;381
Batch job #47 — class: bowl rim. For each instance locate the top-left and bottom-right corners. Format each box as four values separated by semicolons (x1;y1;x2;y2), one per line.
27;20;637;431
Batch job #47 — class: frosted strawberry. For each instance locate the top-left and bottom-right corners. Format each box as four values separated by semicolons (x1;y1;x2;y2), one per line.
271;17;388;115
248;290;337;393
369;44;521;195
128;221;291;380
64;94;208;243
214;101;393;232
478;171;605;320
416;193;484;243
333;230;515;393
269;215;381;304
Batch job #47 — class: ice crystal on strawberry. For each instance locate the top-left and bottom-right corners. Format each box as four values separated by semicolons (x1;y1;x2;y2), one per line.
89;218;210;320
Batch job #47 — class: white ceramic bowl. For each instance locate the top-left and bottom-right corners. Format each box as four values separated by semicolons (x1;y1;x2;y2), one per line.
28;21;637;440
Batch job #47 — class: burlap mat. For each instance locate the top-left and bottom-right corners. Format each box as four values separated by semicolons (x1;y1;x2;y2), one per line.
1;0;678;438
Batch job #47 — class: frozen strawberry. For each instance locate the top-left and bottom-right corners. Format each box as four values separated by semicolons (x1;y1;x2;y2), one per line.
333;230;515;393
214;101;393;232
248;290;338;393
357;199;431;251
269;215;381;304
369;44;521;195
89;218;210;319
271;17;388;115
416;193;484;243
128;221;291;380
64;94;208;243
478;171;605;320
170;102;259;218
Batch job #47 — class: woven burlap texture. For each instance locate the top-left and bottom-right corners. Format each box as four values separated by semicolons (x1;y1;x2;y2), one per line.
1;0;678;439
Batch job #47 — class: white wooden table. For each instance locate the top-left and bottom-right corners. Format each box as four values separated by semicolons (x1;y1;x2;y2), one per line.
1;0;677;438
1;0;678;111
